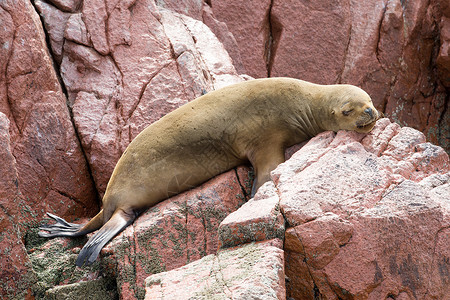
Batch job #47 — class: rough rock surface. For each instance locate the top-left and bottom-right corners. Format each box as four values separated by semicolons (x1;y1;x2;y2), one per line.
0;1;95;298
275;119;449;299
210;0;449;152
218;181;285;248
144;239;286;300
1;0;449;299
0;0;98;222
2;0;249;298
0;113;36;299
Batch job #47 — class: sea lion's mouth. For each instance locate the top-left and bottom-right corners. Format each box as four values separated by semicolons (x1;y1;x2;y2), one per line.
357;120;376;129
356;109;382;130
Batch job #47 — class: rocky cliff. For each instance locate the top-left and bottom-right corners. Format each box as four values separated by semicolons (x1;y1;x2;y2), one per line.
0;0;449;299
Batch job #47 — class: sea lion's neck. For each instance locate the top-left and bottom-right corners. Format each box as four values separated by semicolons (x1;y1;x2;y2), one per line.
288;83;334;139
284;102;325;147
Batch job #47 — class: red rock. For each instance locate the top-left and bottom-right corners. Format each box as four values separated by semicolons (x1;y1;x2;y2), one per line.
64;13;92;47
0;1;97;296
154;0;248;75
202;3;246;74
277;119;450;299
5;0;449;298
285;213;353;270
82;0;109;55
436;0;450;88
47;0;82;13
144;239;285;300
154;0;203;20
209;0;270;77
218;181;285;248
35;0;70;63
271;0;351;84
0;113;36;299
31;167;250;298
0;0;97;220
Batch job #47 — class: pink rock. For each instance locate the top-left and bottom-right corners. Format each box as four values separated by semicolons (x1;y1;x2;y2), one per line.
209;0;270;77
82;0;109;55
0;0;97;221
0;113;35;299
278;119;450;299
202;3;246;74
30;167;250;298
52;1;245;195
270;0;351;84
178;13;243;88
35;0;70;63
218;181;285;248
47;0;82;13
6;0;449;298
286;213;353;270
154;0;203;20
144;239;285;300
64;13;92;47
278;142;392;225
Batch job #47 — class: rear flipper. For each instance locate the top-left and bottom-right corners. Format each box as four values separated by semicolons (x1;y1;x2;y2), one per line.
39;210;104;238
75;209;136;267
39;213;84;237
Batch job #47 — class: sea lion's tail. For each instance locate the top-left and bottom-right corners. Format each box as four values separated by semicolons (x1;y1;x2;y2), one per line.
75;209;136;267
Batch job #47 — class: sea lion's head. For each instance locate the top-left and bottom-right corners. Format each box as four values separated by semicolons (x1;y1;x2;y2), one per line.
327;85;381;133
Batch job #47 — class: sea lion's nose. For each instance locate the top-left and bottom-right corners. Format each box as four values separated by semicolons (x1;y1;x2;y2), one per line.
364;107;373;118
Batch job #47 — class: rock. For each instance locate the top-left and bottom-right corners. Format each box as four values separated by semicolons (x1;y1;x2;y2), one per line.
277;119;450;299
3;0;449;298
201;3;246;75
271;0;351;84
35;0;71;63
209;0;271;77
436;0;450;88
154;0;203;20
144;239;285;300
43;277;117;300
0;0;98;224
218;181;285;248
47;0;82;13
0;113;36;299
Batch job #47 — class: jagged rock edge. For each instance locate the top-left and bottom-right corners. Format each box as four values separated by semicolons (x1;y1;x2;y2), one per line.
30;1;101;205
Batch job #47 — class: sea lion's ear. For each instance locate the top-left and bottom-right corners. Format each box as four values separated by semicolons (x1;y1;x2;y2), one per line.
331;109;336;115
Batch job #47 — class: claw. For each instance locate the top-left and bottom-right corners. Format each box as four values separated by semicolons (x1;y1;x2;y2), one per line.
38;212;83;238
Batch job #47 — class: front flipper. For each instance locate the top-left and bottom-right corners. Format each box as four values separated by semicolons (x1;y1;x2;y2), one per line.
249;146;285;197
39;213;84;237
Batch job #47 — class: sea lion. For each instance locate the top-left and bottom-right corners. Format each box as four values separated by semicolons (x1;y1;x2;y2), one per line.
39;77;380;266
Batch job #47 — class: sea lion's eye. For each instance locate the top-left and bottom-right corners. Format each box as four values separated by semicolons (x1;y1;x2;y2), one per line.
342;109;353;116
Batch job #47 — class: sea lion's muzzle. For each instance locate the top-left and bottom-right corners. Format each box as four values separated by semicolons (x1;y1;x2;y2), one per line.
364;107;374;118
356;106;381;130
